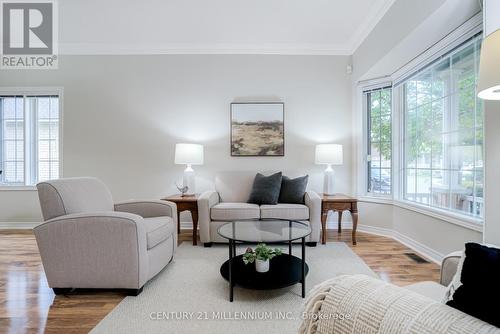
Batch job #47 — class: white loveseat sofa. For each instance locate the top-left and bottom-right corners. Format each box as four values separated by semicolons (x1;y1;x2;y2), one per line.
197;171;321;246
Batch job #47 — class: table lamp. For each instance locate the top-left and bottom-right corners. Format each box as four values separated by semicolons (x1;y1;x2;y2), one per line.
315;144;343;195
478;29;500;100
175;143;204;196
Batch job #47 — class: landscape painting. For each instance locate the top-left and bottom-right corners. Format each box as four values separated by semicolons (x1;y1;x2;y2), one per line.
231;102;284;156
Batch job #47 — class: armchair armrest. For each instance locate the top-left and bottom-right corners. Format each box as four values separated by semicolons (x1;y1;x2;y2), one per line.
440;250;463;286
197;191;220;243
114;200;177;221
304;191;321;243
34;211;149;289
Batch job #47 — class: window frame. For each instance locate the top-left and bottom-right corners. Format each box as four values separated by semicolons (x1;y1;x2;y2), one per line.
357;14;484;229
398;35;484;221
0;87;63;190
364;85;393;197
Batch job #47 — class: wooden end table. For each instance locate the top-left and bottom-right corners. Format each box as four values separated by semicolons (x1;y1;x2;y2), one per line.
320;194;358;245
161;194;199;245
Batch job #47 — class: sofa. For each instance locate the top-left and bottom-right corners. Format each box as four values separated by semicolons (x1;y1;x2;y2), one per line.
198;171;321;246
34;177;177;296
300;251;500;333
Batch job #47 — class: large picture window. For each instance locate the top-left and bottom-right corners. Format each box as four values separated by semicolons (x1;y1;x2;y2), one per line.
366;87;392;195
0;94;61;186
402;35;483;218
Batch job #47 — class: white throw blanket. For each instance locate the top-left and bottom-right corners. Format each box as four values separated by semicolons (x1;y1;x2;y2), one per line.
299;275;500;334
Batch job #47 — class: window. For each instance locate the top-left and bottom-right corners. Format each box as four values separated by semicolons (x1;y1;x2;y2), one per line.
0;94;61;186
402;35;483;218
366;87;392;195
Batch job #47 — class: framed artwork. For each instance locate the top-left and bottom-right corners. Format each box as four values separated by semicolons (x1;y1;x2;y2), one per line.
230;102;284;156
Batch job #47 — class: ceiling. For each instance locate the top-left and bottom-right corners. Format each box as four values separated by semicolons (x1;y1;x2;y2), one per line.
59;0;396;55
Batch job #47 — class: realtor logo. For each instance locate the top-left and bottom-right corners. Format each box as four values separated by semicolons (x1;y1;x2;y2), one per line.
1;0;58;69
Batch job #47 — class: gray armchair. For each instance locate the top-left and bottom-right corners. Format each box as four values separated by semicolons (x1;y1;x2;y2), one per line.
34;177;177;296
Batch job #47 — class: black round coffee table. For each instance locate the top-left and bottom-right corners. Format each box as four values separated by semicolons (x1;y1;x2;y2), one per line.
217;219;312;302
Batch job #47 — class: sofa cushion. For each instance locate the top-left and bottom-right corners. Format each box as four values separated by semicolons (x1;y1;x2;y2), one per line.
143;216;175;249
260;204;309;220
215;171;257;202
405;281;447;302
278;175;309;204
211;203;260;221
247;172;282;205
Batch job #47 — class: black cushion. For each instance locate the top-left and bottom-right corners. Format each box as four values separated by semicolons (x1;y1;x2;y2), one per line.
278;175;309;204
247;172;282;205
446;242;500;327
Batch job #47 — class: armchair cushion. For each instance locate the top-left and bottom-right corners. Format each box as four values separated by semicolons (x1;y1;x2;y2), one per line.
37;177;114;220
210;203;260;220
260;204;309;220
143;217;175;250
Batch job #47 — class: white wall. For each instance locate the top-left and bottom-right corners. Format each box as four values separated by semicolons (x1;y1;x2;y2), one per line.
352;0;446;82
0;54;352;223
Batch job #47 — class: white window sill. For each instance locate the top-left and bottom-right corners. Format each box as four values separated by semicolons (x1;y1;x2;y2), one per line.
359;195;394;205
0;185;37;191
357;195;483;232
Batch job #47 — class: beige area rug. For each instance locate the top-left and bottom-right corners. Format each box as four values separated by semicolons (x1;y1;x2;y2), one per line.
91;242;377;334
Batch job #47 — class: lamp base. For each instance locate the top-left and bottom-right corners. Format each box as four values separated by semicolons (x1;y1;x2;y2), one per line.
183;165;196;195
323;166;335;196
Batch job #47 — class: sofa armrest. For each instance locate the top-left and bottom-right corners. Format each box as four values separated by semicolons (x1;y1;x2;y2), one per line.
440;250;463;286
300;274;497;334
34;211;149;289
197;191;220;243
304;191;321;243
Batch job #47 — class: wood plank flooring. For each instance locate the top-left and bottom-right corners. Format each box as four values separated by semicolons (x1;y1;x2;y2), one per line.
0;229;440;333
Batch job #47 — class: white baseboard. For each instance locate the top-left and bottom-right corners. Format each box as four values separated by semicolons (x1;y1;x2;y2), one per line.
180;218;443;264
0;221;39;229
335;221;444;264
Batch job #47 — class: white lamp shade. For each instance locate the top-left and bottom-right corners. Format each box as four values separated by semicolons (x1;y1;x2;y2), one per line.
174;143;204;165
478;29;500;100
315;144;343;165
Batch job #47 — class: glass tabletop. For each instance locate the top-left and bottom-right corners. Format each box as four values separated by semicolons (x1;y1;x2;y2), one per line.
217;219;311;243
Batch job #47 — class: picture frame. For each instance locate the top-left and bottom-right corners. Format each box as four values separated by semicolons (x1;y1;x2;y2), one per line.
230;102;285;157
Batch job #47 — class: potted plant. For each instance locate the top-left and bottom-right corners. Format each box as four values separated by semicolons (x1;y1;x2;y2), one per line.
242;243;282;273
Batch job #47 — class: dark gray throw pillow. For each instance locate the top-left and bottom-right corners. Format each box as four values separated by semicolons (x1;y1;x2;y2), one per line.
247;172;282;205
279;175;308;204
446;243;500;328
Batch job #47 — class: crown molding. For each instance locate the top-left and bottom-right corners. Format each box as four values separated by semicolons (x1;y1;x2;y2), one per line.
57;0;396;57
59;43;353;56
58;0;397;58
348;0;397;54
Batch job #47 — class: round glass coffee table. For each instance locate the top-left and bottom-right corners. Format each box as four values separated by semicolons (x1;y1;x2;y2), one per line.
217;219;312;302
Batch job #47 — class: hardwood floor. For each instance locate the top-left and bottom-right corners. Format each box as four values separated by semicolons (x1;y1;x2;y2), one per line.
0;229;440;333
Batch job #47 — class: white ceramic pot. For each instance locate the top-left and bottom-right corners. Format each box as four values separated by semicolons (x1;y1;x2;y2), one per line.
255;258;270;273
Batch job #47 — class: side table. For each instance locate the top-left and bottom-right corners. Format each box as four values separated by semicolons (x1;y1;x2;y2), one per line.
161;194;199;245
320;194;359;245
